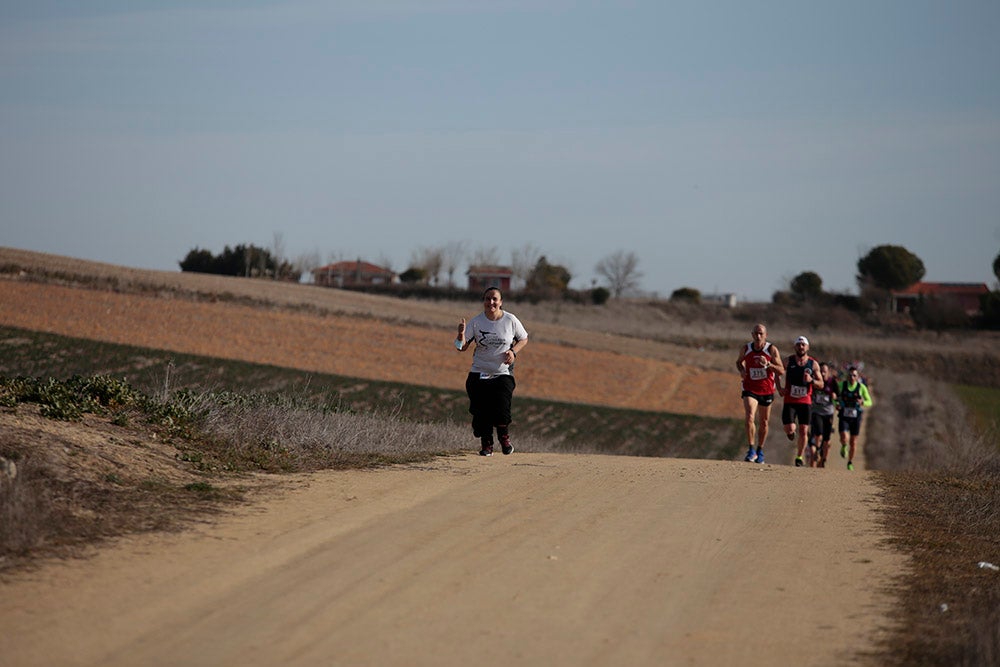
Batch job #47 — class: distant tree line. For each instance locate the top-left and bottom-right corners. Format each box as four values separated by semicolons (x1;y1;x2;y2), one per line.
768;244;1000;331
179;244;301;282
392;253;610;304
180;239;1000;330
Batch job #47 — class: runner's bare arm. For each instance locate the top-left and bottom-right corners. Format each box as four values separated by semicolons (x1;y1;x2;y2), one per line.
768;347;785;376
455;318;470;351
810;357;824;388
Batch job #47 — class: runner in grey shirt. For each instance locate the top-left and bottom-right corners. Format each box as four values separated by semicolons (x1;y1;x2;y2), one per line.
808;362;837;467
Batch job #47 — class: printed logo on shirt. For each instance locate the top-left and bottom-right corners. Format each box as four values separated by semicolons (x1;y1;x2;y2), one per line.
477;330;506;351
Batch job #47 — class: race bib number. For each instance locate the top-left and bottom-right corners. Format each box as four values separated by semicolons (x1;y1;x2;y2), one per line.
843;407;858;418
790;385;808;398
814;393;831;407
749;367;767;381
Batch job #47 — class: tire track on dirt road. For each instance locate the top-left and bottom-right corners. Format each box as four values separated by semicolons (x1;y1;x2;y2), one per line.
2;454;904;666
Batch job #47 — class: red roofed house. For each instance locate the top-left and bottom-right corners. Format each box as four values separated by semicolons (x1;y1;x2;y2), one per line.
467;265;512;293
890;282;989;316
312;259;397;288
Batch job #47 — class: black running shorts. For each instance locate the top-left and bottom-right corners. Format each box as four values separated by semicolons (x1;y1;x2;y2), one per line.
741;390;774;407
782;402;811;426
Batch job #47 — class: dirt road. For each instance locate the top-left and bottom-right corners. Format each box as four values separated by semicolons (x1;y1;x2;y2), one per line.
2;454;903;666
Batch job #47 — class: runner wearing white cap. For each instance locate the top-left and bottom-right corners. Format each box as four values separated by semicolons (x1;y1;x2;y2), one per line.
776;336;824;466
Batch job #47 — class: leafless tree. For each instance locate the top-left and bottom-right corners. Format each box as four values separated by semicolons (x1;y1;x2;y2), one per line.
510;243;542;291
377;253;396;273
441;241;467;287
270;232;287;279
595;250;643;298
470;245;501;267
411;246;444;285
293;249;322;283
325;249;346;264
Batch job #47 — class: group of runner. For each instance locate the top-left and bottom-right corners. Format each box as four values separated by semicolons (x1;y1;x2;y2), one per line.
452;298;875;467
736;324;873;469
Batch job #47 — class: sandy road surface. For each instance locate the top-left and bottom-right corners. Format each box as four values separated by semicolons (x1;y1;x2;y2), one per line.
2;454;903;666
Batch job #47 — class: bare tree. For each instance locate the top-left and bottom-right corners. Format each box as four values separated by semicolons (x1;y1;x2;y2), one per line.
411;246;444;285
595;250;643;298
510;243;542;291
317;250;348;286
470;245;501;267
441;241;467;287
377;253;396;273
270;232;287;279
326;249;347;264
293;249;322;283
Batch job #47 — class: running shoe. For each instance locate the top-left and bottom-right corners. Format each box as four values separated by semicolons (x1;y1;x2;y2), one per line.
499;434;513;455
744;447;756;462
795;456;804;467
479;441;494;456
847;461;854;471
840;444;847;458
755;449;764;464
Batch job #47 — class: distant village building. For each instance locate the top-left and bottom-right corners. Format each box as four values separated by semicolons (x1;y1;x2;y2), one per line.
312;260;397;288
890;282;989;316
467;265;513;293
703;292;738;308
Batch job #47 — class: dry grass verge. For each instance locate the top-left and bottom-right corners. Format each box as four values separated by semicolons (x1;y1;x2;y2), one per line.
0;380;484;573
877;461;1000;666
867;371;1000;665
0;404;248;572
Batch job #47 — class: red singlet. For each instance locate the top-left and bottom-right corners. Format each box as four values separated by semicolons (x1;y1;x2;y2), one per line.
739;342;776;395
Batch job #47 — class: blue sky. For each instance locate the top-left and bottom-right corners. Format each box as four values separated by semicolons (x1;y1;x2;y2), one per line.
2;1;998;300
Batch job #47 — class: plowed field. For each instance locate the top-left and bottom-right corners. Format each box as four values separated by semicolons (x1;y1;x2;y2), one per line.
0;280;740;419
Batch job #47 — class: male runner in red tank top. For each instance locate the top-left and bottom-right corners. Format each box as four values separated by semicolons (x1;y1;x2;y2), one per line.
735;323;785;464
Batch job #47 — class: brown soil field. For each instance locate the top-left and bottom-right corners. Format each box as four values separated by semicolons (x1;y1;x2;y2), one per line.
0;246;737;367
0;277;740;420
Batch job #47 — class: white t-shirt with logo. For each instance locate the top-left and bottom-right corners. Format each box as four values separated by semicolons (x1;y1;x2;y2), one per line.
464;311;528;377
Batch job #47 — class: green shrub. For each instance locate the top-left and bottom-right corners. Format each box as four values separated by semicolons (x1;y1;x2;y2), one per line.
591;286;611;305
671;287;701;303
68;375;139;409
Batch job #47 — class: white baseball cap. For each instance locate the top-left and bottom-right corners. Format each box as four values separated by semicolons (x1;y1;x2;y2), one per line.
795;336;809;346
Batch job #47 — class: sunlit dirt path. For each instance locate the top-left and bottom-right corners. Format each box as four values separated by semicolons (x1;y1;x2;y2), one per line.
2;454;902;666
